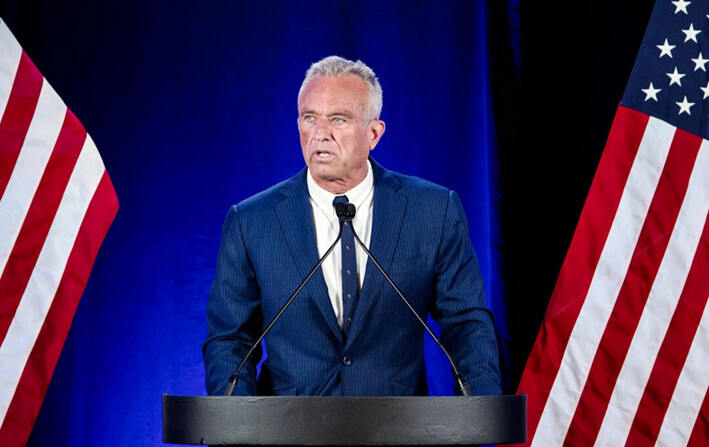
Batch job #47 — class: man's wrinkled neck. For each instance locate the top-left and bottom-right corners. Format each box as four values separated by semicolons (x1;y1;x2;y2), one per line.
311;165;369;195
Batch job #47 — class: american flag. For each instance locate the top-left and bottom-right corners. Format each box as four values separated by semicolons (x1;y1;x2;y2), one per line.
516;1;709;445
0;19;118;447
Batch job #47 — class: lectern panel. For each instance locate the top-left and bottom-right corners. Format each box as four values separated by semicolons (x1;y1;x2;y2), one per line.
162;395;526;445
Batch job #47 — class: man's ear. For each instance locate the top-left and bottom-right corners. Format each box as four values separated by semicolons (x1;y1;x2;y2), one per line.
368;120;386;150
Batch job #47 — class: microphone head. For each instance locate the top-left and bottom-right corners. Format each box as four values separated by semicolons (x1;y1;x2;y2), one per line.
335;201;356;222
335;202;348;218
345;203;356;218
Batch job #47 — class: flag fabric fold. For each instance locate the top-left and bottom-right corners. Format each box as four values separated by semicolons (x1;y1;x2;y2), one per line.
516;1;709;446
0;18;118;447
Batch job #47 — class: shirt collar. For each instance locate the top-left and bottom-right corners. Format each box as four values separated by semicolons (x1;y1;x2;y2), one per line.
307;160;374;214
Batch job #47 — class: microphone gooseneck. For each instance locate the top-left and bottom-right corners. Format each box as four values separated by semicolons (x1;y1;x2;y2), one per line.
344;202;472;397
223;219;345;396
225;198;472;397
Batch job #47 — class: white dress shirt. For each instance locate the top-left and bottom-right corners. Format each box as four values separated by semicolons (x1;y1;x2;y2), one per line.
307;160;374;329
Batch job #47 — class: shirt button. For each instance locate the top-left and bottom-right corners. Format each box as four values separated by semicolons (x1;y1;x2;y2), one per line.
342;356;352;366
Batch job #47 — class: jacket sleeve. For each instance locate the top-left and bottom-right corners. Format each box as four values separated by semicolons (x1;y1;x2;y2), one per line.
203;205;263;395
431;190;502;396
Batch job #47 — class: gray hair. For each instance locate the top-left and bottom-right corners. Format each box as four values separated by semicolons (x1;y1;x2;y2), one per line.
297;56;383;122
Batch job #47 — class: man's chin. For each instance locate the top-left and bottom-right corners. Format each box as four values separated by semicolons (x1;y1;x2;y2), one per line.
311;168;338;181
309;159;340;174
310;165;345;183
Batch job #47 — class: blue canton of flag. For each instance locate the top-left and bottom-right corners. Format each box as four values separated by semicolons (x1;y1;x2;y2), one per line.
624;0;709;138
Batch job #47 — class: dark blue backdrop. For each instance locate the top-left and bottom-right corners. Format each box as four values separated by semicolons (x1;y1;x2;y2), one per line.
0;1;520;446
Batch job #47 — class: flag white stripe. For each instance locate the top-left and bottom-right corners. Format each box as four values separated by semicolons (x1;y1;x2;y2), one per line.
0;20;22;122
531;117;676;446
655;293;709;447
594;140;709;445
0;79;65;277
0;136;105;425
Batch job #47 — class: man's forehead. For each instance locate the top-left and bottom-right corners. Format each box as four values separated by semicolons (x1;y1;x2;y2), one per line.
299;75;368;114
302;74;368;97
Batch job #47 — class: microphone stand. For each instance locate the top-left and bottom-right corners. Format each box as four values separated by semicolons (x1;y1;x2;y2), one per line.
223;222;344;396
225;201;472;397
337;202;472;396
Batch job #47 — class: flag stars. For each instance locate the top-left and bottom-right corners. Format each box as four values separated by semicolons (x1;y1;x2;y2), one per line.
667;67;686;86
642;83;661;101
692;52;709;71
657;39;676;58
672;0;690;14
676;96;694;115
682;23;701;43
701;80;709;99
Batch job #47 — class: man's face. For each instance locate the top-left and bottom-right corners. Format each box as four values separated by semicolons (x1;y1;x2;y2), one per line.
298;74;385;194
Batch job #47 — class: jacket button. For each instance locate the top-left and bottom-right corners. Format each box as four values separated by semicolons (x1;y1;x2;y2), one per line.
342;356;352;366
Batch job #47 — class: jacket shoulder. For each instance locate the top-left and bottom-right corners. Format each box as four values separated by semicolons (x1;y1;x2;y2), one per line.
384;169;453;203
233;168;307;214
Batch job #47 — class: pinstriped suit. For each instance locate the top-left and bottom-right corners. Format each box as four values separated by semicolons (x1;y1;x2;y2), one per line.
203;158;501;396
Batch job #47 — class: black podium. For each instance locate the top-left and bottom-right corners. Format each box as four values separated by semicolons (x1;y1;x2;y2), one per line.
162;394;526;445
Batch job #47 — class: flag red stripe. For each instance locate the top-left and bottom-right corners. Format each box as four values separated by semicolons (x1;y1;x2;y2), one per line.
624;217;709;445
0;52;42;199
0;171;118;447
563;127;702;446
687;385;709;446
515;106;649;444
0;110;86;345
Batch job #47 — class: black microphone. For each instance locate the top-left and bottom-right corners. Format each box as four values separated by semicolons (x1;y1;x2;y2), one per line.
334;201;355;223
223;220;346;396
340;201;473;397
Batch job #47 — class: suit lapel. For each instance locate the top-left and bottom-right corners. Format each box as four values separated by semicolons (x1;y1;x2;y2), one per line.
276;169;343;341
346;160;407;346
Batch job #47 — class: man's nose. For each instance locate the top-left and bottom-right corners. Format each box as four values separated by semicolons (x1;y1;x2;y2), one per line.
312;117;331;140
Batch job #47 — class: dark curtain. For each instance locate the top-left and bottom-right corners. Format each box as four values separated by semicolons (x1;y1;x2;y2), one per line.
506;1;654;387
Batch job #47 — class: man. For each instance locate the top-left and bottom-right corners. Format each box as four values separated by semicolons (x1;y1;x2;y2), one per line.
203;56;501;396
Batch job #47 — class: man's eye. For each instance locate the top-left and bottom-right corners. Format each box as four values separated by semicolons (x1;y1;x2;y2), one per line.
303;115;315;122
332;117;344;124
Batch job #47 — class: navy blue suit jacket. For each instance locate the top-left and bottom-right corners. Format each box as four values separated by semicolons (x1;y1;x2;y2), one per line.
203;159;501;396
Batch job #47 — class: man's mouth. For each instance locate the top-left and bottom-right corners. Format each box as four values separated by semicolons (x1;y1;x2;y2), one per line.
315;151;334;159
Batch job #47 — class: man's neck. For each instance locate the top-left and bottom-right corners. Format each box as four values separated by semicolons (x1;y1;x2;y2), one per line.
312;168;368;195
307;160;374;200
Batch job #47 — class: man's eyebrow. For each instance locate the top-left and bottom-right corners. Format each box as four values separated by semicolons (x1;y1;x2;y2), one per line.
298;109;356;119
327;110;355;119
